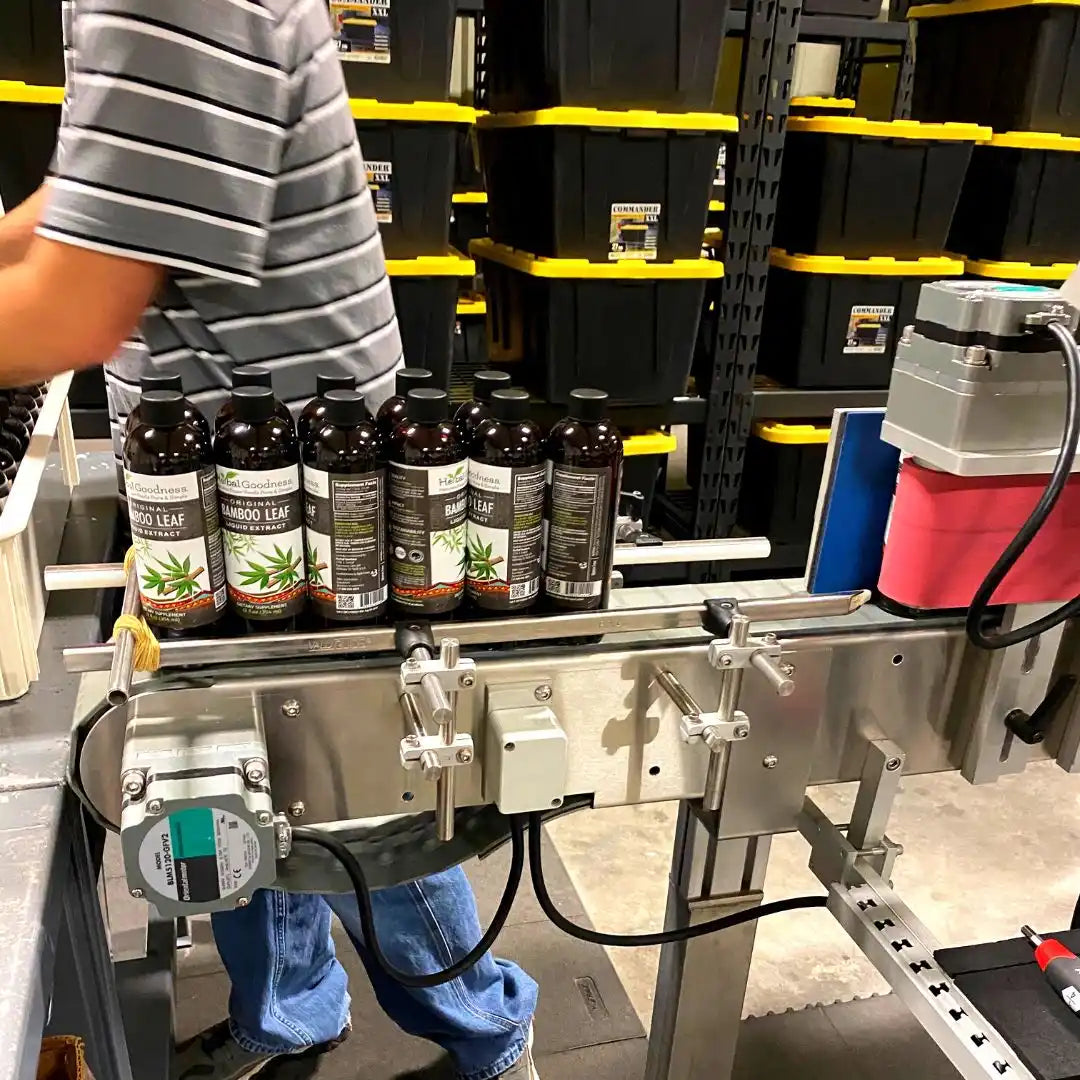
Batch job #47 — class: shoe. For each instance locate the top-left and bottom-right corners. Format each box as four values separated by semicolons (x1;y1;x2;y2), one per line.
497;1026;540;1080
172;1019;351;1080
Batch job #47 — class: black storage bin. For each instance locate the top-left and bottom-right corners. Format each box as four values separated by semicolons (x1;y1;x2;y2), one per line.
0;2;63;85
910;0;1080;135
0;84;61;210
758;251;965;389
450;193;488;256
622;432;678;525
733;0;878;14
736;422;830;544
387;252;475;388
352;99;474;258
965;257;1074;288
472;238;723;405
789;96;856;117
477;109;737;261
949;133;1080;264
774;118;987;259
455;124;484;192
330;0;455;103
484;0;727;113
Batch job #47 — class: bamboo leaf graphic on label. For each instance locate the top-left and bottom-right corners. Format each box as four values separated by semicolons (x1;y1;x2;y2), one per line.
224;530;255;558
142;552;206;600
466;534;505;581
306;543;327;587
241;546;304;594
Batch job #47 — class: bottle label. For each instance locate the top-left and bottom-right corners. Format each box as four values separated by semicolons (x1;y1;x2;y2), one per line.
124;467;227;630
304;466;388;620
217;464;306;621
389;460;468;612
466;460;545;610
544;464;613;601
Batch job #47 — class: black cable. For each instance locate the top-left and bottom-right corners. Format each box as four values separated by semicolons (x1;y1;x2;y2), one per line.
523;814;827;947
291;823;525;989
966;320;1080;651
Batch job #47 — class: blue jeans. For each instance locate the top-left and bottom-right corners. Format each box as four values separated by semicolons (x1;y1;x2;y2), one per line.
211;866;538;1080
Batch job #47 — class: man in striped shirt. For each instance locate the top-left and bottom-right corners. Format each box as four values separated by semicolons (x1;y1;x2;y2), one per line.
0;2;540;1079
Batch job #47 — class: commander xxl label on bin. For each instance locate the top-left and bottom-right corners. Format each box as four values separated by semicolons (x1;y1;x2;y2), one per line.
139;808;259;906
389;461;468;612
304;466;387;620
330;2;391;64
125;469;227;630
217;466;307;621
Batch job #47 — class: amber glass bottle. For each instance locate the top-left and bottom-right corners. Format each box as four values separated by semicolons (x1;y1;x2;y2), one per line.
466;389;546;614
123;390;227;634
543;388;624;611
375;367;435;452
125;372;212;441
214;366;292;434
388;388;468;615
215;386;306;634
303;389;387;624
454;369;512;445
297;371;360;445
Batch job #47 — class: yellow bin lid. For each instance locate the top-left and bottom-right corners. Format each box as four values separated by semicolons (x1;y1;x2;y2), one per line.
0;81;63;105
471;239;725;279
456;294;487;315
770;250;966;276
791;96;857;111
787;116;991;141
624;431;678;457
910;0;1080;17
385;251;475;277
350;99;477;123
752;421;831;445
965;257;1077;280
452;191;488;204
478;108;738;133
989;131;1080;152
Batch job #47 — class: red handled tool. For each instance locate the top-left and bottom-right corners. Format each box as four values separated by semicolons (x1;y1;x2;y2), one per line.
1022;925;1080;1013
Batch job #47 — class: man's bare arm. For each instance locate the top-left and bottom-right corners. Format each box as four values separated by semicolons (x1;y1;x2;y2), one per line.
0;235;165;383
0;188;49;269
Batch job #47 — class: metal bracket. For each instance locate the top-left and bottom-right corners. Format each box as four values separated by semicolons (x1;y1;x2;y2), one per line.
400;655;478;694
400;732;475;772
680;710;750;747
273;814;292;860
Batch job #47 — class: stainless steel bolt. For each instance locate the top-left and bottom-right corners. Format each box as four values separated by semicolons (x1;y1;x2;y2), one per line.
288;801;306;818
244;758;268;784
405;733;420;746
719;655;733;668
146;798;164;815
764;633;778;645
121;770;145;798
886;757;903;772
281;699;302;718
534;684;553;702
406;658;421;669
456;748;474;764
734;723;750;739
900;324;914;346
763;755;779;769
130;888;145;899
235;896;250;908
257;811;272;826
459;672;476;688
780;662;795;677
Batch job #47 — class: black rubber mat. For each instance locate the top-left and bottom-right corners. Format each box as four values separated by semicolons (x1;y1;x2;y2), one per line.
937;929;1080;1080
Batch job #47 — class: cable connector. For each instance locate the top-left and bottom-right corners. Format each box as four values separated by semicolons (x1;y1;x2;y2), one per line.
1025;307;1073;329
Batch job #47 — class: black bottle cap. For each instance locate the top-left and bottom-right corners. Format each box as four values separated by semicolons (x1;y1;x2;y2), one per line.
140;372;183;394
474;369;512;402
232;386;276;424
568;388;610;423
316;372;356;397
491;388;530;423
232;365;273;390
396;368;434;396
323;389;368;427
140;390;186;428
407;388;449;423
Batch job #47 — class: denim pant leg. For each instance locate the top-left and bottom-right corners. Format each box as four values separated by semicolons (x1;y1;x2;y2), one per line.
211;889;352;1054
325;866;539;1080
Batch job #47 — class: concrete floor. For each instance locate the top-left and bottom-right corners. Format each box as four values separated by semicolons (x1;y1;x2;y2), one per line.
547;759;1080;1029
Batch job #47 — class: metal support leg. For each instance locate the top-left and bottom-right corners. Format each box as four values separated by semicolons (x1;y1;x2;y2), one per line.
645;802;772;1080
847;739;905;853
47;797;134;1080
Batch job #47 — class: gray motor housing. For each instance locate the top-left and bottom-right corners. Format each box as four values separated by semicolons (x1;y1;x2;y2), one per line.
119;697;278;917
881;280;1080;475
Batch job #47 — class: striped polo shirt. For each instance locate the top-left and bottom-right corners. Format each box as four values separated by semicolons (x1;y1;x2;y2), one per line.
43;0;403;463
